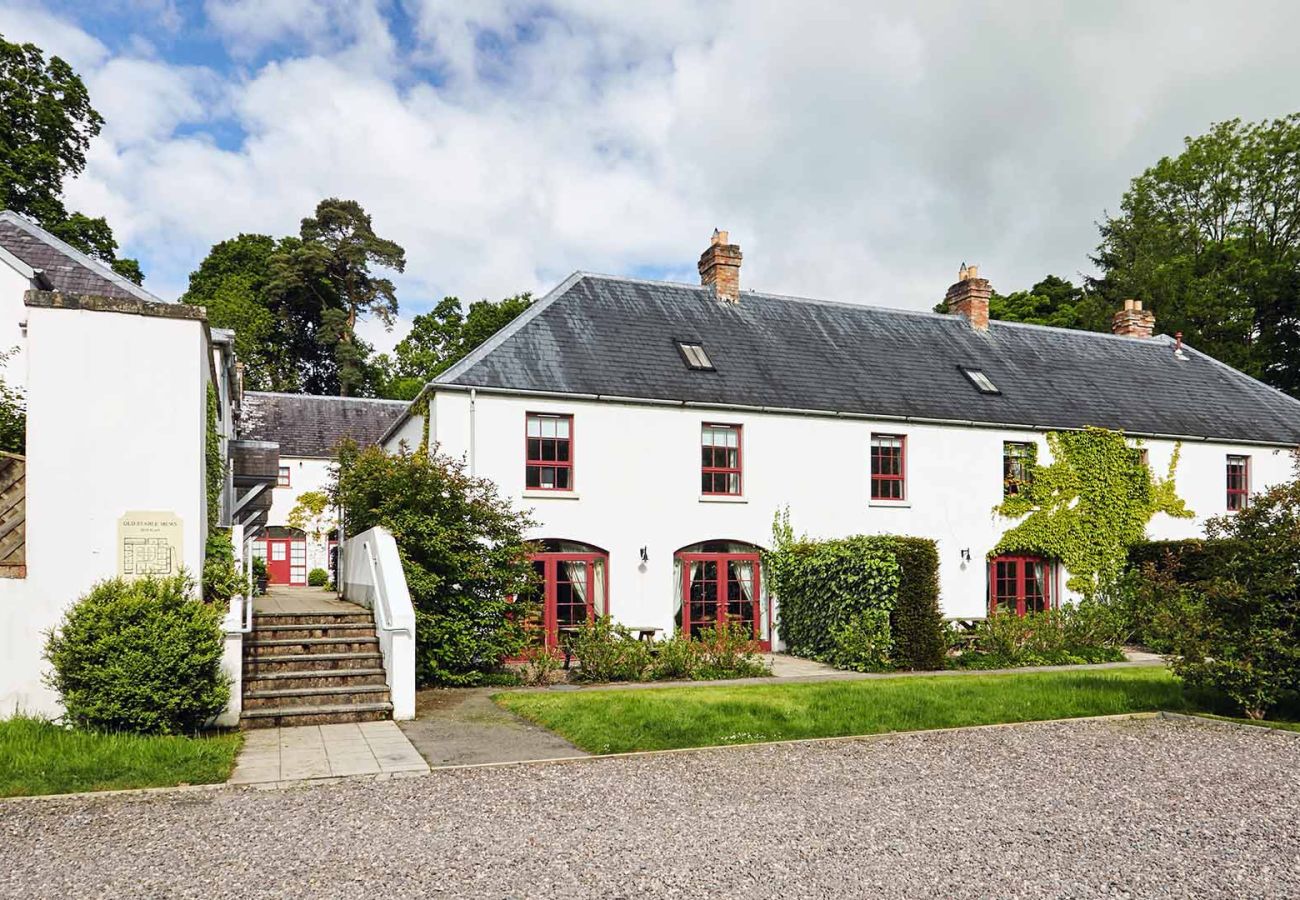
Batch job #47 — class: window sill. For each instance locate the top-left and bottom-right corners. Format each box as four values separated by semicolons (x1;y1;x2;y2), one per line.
869;499;912;508
523;490;581;500
699;494;747;504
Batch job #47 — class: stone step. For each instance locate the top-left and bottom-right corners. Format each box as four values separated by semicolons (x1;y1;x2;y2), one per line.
245;636;380;657
243;652;384;675
243;683;391;710
253;613;374;627
243;669;389;692
250;623;377;640
239;701;393;729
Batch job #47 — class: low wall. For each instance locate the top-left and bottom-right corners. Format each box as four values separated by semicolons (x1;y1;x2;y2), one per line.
340;527;416;719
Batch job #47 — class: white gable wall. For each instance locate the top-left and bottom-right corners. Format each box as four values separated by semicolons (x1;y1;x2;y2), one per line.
266;455;335;575
0;258;31;388
0;305;210;716
409;388;1295;641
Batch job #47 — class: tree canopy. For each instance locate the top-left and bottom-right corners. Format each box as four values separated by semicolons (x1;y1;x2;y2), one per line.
0;33;141;283
375;293;533;400
1093;115;1300;396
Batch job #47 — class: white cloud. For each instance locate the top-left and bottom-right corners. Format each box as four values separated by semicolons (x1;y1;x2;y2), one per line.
7;0;1300;318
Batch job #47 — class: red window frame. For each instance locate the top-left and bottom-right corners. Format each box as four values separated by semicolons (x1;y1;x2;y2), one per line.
701;423;743;495
870;433;906;500
277;466;291;487
1226;455;1250;511
525;412;574;491
677;550;767;649
988;555;1053;616
523;551;607;648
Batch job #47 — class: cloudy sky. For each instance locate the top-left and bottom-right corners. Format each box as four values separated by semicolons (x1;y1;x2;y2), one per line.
3;1;1300;352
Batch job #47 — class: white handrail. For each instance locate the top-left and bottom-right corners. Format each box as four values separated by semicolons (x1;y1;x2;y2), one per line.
362;537;411;636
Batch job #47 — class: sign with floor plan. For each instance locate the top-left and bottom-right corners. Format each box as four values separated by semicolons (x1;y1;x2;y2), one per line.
117;511;183;579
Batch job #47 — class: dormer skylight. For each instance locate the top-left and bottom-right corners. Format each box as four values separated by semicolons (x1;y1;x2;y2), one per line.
959;367;1000;395
677;341;715;371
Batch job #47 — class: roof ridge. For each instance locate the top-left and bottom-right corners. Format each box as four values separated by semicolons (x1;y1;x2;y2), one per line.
0;210;161;304
244;390;407;405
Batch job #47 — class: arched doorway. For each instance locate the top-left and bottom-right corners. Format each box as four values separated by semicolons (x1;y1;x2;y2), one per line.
674;540;767;649
254;526;308;586
525;539;609;647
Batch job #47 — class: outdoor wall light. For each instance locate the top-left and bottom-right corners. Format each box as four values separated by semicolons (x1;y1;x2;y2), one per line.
960;548;971;562
639;546;649;562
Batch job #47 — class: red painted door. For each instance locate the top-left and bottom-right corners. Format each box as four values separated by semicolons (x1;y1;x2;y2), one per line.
679;553;766;649
265;538;292;585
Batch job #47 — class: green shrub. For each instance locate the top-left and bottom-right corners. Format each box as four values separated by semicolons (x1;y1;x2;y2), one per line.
955;606;1126;669
1127;539;1251;585
689;622;771;680
650;634;700;680
882;537;946;670
43;576;230;735
307;567;329;587
201;529;241;605
334;442;535;686
519;644;563;686
570;617;652;683
250;556;268;594
825;608;892;672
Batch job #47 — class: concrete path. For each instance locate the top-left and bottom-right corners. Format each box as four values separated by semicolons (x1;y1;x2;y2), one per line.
398;687;587;767
229;721;429;784
254;585;364;616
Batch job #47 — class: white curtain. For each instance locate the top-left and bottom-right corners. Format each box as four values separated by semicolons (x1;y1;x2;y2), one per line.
564;560;589;620
591;559;606;617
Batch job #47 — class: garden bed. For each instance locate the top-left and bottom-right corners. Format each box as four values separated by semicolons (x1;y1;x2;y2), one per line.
0;717;241;798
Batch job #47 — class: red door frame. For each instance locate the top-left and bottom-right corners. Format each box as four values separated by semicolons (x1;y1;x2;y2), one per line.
678;551;767;649
529;551;607;648
260;537;307;586
988;555;1053;616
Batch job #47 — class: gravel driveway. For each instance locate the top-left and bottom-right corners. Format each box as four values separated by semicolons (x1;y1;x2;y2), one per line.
2;718;1297;898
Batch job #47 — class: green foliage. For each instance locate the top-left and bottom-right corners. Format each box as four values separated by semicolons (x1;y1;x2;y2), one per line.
1159;462;1300;719
204;385;222;531
287;490;332;538
1093;114;1300;397
333;441;535;686
307;567;329;587
43;575;230;735
184;200;405;396
765;510;901;661
374;293;533;400
676;622;771;680
993;428;1192;597
0;347;25;453
569;617;653;682
201;529;241;605
250;556;268;594
0;34;141;279
518;645;563;686
825;609;893;672
933;274;1117;331
884;536;947;670
954;605;1127;669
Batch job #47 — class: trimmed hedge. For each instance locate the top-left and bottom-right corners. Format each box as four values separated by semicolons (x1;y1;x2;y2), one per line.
884;537;947;670
766;533;946;671
1127;539;1251;584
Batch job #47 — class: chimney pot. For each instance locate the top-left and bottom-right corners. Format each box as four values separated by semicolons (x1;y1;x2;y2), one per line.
699;229;742;303
1112;298;1155;338
945;263;991;330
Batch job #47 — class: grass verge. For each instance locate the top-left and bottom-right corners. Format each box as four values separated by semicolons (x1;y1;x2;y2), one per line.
0;716;242;798
495;667;1187;754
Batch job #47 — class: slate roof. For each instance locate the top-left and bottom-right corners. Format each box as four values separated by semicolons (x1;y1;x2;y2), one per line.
0;211;160;302
434;273;1300;446
241;392;409;458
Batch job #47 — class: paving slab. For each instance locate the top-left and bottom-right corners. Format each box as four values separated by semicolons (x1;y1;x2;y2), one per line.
228;721;429;784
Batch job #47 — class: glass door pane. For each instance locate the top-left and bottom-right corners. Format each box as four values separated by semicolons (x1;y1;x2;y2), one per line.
726;560;756;637
688;561;718;638
555;560;590;627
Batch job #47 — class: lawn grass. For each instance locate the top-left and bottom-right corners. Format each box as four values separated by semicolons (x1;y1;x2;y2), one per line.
0;717;242;798
1193;713;1300;733
495;667;1188;754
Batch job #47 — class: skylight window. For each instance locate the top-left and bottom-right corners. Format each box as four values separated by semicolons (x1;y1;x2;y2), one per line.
959;367;1001;395
677;341;715;371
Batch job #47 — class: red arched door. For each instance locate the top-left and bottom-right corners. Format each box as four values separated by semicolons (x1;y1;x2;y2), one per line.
524;541;608;647
677;547;766;649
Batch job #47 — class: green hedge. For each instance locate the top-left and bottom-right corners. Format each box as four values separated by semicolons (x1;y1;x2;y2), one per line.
1127;539;1251;584
766;532;946;670
884;537;947;670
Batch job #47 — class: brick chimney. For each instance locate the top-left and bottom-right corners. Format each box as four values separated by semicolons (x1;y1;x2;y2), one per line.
698;229;742;303
1111;298;1155;338
945;263;991;331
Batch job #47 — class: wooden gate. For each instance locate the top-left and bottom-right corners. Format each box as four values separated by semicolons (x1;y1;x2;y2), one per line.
0;453;25;578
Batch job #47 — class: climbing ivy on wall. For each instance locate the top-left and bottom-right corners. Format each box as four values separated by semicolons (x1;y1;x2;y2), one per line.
205;385;222;531
992;427;1193;597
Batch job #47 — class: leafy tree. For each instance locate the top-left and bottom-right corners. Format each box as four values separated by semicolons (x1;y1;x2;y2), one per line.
287;490;333;540
333;441;536;685
933;275;1113;332
269;199;406;396
1093;115;1300;396
375;293;533;400
0;34;142;282
0;348;24;453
